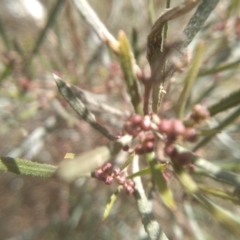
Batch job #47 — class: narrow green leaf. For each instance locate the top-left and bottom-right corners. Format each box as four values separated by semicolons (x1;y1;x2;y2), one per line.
118;30;143;115
199;184;240;204
193;105;240;151
128;167;151;179
120;152;135;171
0;16;11;50
0;61;14;83
199;59;240;76
173;162;240;236
28;0;65;63
177;41;204;119
195;193;240;236
33;0;65;55
147;153;176;211
128;163;168;179
208;88;240;116
102;186;122;221
0;157;57;177
148;0;156;25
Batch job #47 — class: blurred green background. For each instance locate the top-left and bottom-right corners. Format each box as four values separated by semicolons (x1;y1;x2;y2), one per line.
0;0;240;239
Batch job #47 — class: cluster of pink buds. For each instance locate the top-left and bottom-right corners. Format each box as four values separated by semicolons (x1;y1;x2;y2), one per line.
159;119;198;144
157;119;198;166
164;144;194;166
124;114;151;137
93;162;135;195
135;132;155;154
124;114;155;154
121;104;210;166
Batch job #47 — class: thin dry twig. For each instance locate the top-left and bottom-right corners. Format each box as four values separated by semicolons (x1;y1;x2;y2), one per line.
72;0;119;53
72;0;142;76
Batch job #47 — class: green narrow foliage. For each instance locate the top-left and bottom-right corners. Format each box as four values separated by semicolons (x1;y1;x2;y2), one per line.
208;88;240;116
173;164;240;236
0;157;57;177
0;16;11;50
128;167;151;179
199;184;240;204
0;61;14;83
177;41;204;119
29;0;65;62
120;152;135;171
102;186;122;221
118;30;143;115
196;194;240;236
128;163;168;179
131;28;140;63
193;105;240;151
147;153;176;211
148;0;156;25
199;59;240;76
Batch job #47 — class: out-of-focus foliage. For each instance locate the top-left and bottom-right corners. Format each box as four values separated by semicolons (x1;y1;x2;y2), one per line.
0;0;240;239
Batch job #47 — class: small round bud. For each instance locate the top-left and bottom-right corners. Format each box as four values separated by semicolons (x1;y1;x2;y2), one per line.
193;104;210;118
105;176;114;185
151;113;161;125
124;183;134;195
164;144;177;157
94;169;103;179
131;114;142;125
116;176;125;185
135;144;145;155
191;104;210;123
159;119;172;134
140;116;151;131
172;119;186;136
113;168;121;176
102;163;112;174
143;141;154;153
145;133;155;142
127;180;135;188
184;128;198;142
